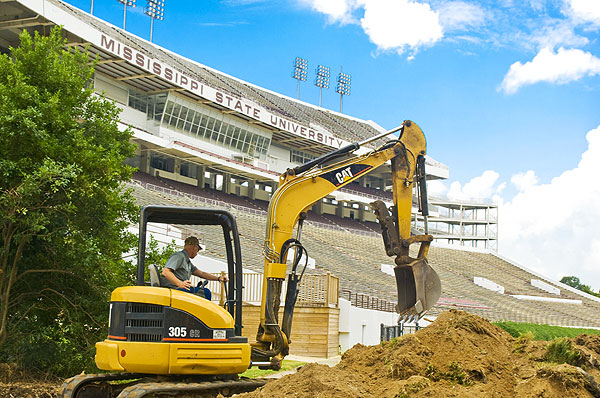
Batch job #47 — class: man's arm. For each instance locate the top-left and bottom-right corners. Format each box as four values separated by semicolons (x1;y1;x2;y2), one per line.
192;269;228;283
162;267;192;290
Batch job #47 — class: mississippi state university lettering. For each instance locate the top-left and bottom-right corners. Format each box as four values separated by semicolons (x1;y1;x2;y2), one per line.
98;34;347;149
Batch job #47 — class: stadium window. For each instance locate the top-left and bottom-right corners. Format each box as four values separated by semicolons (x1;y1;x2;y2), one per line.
150;154;174;173
217;130;226;144
213;119;223;137
168;103;181;127
229;124;239;140
164;100;174;121
184;109;195;131
153;93;167;121
180;162;196;178
208;119;219;141
158;97;271;160
198;115;208;136
177;107;188;130
222;124;232;143
191;113;201;134
290;149;316;164
237;129;247;147
206;117;216;132
128;90;168;122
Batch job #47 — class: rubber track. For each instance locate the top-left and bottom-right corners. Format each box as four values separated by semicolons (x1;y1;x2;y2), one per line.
117;378;267;397
60;373;148;398
60;373;267;398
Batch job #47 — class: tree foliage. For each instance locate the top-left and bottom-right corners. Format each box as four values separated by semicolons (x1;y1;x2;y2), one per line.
560;276;600;298
0;27;137;376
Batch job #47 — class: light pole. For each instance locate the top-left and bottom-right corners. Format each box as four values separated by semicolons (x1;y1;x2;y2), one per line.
145;0;165;43
116;0;136;30
336;68;351;113
314;65;330;107
291;57;308;100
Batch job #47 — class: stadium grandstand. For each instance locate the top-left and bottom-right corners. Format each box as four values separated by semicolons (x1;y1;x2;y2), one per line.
2;0;599;345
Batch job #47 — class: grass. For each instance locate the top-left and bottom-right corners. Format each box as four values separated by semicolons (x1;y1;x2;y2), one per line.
545;338;582;366
239;360;306;378
493;321;600;341
424;362;472;386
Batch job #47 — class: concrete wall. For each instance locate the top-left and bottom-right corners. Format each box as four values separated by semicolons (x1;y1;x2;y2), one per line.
338;298;397;352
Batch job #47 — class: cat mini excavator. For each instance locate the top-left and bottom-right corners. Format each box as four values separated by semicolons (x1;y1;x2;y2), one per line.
61;120;441;398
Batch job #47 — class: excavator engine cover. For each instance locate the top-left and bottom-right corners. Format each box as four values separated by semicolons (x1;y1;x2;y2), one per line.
394;258;441;319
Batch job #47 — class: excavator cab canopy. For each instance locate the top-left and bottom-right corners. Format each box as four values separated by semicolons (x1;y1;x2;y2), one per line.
136;205;244;335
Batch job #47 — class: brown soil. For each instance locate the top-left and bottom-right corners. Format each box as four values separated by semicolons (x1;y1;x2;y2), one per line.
0;364;60;398
236;310;600;398
2;310;599;398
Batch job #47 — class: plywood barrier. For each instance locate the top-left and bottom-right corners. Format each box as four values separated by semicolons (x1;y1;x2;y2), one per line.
241;304;340;358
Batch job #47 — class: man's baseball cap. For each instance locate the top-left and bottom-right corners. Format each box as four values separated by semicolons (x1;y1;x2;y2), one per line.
184;236;201;248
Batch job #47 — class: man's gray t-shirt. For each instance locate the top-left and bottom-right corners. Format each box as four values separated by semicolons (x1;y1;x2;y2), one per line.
163;249;198;288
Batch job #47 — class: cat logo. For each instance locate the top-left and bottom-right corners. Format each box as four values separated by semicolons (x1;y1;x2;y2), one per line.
318;164;372;187
335;167;354;185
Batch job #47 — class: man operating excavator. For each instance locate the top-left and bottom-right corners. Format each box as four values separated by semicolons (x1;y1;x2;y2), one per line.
161;236;228;293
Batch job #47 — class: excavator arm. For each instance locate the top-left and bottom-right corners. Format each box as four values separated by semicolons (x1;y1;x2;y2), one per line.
252;120;441;368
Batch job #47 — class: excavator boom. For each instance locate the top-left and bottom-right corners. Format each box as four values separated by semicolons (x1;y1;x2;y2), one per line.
253;120;441;367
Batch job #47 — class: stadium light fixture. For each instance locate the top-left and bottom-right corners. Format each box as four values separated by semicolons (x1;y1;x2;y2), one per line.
116;0;136;30
314;65;330;107
292;56;308;100
336;68;351;113
145;0;165;43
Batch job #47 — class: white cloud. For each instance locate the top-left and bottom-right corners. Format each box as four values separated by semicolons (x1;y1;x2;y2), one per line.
435;1;486;32
427;179;448;198
360;0;443;55
446;170;504;202
499;47;600;94
301;0;443;56
298;0;359;24
510;170;538;192
529;22;589;50
499;124;600;290
426;126;600;290
563;0;600;26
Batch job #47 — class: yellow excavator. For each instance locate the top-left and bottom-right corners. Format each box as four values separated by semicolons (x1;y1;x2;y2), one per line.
60;120;441;398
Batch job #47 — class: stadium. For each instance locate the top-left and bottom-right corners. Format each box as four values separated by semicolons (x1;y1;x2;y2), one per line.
2;0;599;360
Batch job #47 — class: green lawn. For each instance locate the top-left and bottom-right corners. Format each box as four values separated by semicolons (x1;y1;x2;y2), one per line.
494;321;600;341
240;360;306;378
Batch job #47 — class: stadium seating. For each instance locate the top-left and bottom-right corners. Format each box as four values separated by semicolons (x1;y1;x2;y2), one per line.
128;179;600;329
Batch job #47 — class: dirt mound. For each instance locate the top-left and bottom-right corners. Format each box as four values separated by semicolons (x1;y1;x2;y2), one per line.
237;310;600;398
2;310;599;397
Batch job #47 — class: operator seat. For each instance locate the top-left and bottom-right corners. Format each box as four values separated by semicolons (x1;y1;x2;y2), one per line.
148;264;162;287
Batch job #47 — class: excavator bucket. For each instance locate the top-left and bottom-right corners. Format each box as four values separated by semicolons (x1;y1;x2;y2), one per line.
395;257;441;321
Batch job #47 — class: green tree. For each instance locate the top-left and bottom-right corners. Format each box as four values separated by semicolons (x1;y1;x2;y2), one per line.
0;27;137;376
560;276;600;298
145;236;178;269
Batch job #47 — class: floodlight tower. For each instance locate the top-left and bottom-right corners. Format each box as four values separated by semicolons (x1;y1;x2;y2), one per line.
145;0;165;43
336;68;351;113
116;0;136;30
292;57;308;100
314;65;330;107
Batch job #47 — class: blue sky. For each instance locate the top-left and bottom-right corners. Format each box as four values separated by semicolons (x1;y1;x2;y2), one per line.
63;0;600;291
